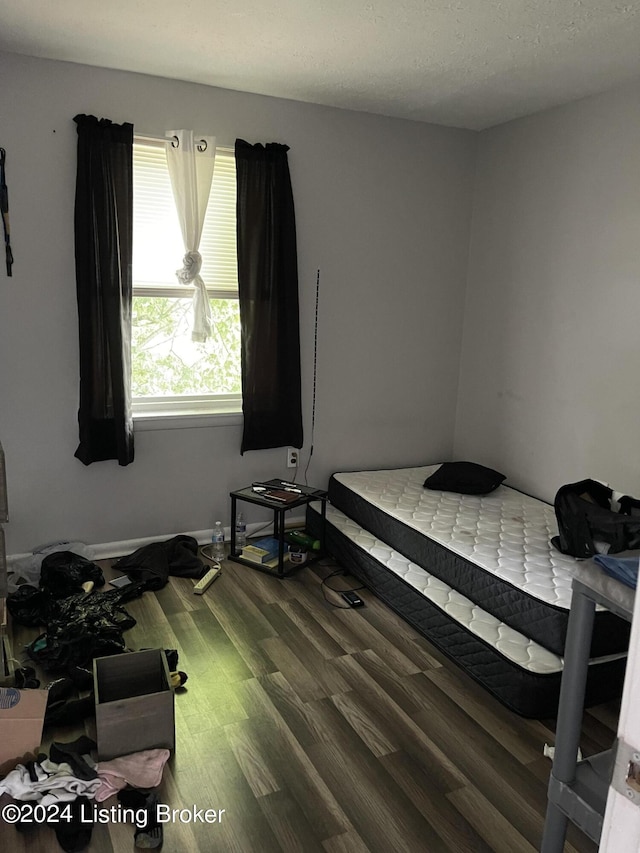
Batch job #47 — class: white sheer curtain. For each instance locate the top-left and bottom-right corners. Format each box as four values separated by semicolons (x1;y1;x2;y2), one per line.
165;130;216;342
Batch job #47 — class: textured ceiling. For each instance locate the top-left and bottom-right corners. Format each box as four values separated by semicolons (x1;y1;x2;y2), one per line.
1;1;640;129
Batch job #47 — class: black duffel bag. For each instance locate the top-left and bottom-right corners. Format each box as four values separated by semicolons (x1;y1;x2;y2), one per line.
551;478;640;558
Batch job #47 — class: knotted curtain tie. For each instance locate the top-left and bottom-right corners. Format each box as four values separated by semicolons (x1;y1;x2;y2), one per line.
176;250;202;285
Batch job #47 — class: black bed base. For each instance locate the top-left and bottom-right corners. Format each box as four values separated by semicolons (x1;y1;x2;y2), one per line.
327;476;629;658
307;504;626;719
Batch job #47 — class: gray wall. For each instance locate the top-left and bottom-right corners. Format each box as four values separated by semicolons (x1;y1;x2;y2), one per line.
454;83;640;502
0;52;476;553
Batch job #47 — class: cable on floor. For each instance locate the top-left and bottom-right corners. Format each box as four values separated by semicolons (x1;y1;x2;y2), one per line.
319;567;366;608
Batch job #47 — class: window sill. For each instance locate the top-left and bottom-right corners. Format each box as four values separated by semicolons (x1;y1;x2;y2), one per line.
133;410;243;431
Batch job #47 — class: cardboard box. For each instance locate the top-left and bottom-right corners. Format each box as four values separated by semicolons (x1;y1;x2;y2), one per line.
0;687;48;777
94;649;175;761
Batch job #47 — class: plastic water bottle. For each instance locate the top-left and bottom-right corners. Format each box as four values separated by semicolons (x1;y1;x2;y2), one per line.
212;521;225;561
235;512;247;552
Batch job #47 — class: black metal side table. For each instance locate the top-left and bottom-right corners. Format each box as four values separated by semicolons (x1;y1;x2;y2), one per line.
229;484;327;577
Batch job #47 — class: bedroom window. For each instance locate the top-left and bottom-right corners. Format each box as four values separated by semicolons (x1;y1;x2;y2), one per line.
131;141;241;417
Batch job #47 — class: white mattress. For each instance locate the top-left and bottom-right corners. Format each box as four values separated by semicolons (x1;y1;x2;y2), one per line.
333;466;587;612
319;502;621;675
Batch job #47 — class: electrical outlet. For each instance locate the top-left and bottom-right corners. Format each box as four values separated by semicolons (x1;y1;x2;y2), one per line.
287;447;299;468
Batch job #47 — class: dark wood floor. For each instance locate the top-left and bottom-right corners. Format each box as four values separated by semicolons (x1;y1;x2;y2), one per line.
1;552;618;852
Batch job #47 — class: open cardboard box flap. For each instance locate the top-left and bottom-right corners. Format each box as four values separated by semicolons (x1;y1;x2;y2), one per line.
0;687;48;777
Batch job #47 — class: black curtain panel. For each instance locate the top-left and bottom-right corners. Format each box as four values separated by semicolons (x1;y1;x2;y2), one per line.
235;140;303;454
73;114;134;466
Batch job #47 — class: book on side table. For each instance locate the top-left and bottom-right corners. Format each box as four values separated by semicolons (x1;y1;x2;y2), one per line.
241;536;282;564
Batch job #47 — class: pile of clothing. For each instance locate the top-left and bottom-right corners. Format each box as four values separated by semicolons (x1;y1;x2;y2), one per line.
1;538;199;850
0;738;169;851
7;537;205;675
7;551;143;673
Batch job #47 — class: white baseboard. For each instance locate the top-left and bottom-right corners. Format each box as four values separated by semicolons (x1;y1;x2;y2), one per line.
91;531;212;561
8;516;307;563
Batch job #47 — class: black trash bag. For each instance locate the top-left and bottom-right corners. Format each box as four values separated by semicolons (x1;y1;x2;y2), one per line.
27;630;127;672
39;551;105;598
25;587;139;672
6;583;52;626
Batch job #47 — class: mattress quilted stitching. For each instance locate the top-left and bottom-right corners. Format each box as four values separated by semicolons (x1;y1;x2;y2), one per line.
335;466;584;611
323;504;563;672
320;502;625;675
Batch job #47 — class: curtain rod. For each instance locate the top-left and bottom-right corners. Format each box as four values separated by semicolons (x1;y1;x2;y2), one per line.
134;133;209;152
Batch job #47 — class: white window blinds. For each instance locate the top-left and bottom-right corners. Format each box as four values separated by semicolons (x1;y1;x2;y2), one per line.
132;142;238;294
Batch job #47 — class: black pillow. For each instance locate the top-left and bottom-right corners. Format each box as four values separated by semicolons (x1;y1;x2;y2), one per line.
423;461;506;495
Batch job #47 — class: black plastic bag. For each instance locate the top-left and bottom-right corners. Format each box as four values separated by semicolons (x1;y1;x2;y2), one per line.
6;583;51;626
26;588;138;672
39;551;105;598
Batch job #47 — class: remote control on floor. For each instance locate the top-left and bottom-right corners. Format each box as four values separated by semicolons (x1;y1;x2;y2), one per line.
193;566;222;594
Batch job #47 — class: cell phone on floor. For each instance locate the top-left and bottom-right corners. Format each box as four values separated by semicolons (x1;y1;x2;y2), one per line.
341;590;364;607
